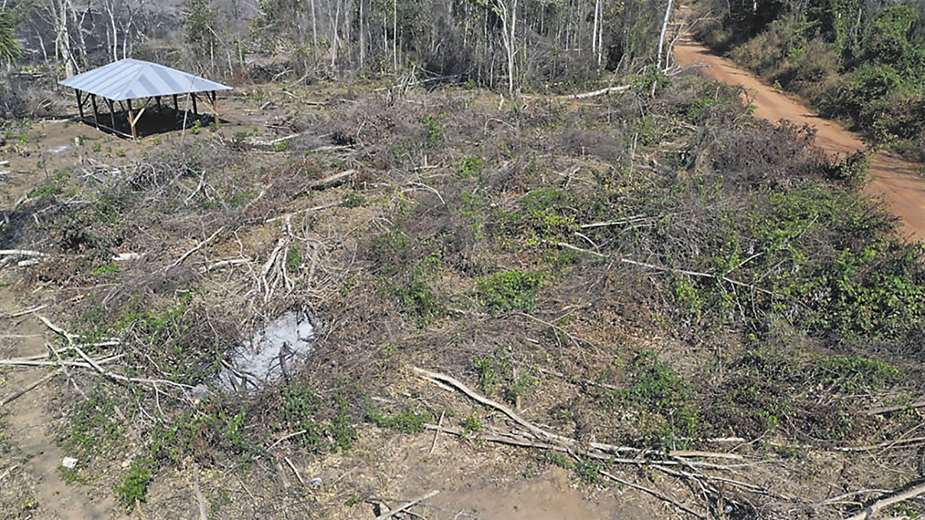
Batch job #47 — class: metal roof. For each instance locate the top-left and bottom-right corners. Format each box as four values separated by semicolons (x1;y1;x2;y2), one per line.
59;58;232;101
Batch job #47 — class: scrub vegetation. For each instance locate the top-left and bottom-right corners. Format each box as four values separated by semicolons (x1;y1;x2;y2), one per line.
0;1;924;519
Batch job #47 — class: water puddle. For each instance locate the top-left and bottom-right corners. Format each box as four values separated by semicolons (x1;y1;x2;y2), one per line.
215;311;315;392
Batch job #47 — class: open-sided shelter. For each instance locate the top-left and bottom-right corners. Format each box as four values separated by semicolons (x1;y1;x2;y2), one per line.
59;58;232;139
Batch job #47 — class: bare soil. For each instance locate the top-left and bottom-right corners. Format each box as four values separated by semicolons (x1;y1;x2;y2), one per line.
673;33;925;241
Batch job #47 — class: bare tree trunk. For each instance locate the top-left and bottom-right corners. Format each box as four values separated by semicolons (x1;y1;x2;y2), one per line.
310;0;318;50
359;0;365;70
330;0;340;69
503;0;518;94
592;0;599;56
596;0;604;67
392;0;398;73
107;3;119;61
656;0;674;71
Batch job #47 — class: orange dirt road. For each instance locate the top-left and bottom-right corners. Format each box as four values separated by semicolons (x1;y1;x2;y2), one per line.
673;35;925;242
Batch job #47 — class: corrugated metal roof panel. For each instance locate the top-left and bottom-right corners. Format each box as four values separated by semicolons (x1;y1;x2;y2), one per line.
59;59;231;101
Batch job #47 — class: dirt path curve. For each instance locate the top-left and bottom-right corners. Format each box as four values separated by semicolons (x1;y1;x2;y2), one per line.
673;34;925;242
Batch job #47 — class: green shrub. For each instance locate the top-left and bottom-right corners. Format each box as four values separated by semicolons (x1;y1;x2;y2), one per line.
114;458;153;509
618;352;700;449
367;406;429;433
91;262;120;277
393;254;445;325
829;150;869;189
820;64;903;122
341;192;366;208
421;115;444;146
574;459;603;485
286;247;302;273
812;354;902;391
461;414;482;435
477;271;544;312
457;156;483;178
504;188;578;243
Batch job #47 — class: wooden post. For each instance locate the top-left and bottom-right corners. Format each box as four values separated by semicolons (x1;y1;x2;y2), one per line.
127;99;138;139
173;94;179;112
107;99;116;131
208;91;219;123
191;93;199;116
90;95;100;129
155;96;162;109
75;90;85;121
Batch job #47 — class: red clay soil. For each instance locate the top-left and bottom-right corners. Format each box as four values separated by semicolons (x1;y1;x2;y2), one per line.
673;35;925;242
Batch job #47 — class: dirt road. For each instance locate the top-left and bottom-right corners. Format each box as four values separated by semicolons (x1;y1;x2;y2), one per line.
673;35;925;242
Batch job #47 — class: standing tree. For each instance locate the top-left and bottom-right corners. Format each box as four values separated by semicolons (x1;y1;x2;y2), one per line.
185;0;218;71
0;8;21;65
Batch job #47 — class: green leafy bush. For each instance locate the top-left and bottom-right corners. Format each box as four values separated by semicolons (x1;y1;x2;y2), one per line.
366;406;429;433
617;352;700;449
114;458;153;509
477;271;544;312
829;150;869;189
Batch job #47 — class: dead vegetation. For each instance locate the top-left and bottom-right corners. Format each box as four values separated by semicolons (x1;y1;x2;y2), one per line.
1;73;925;519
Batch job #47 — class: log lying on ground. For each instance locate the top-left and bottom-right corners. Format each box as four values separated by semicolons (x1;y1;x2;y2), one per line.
0;249;47;258
553;85;631;100
307;169;356;191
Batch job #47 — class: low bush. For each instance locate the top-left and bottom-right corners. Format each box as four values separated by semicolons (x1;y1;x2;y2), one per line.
476;271;544;313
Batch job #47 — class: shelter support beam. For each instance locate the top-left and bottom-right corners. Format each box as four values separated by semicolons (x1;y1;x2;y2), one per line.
107;99;116;131
127;99;137;139
191;93;198;117
204;91;219;123
172;94;178;112
74;90;85;121
90;95;100;129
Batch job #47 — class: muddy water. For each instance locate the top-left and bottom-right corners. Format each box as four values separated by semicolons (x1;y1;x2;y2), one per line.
673;34;925;242
217;311;316;391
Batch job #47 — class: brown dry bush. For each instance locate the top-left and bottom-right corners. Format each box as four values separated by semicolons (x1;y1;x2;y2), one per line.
708;121;829;188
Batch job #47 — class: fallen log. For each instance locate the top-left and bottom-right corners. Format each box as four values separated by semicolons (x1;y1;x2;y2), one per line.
307;169;356;191
554;85;631;100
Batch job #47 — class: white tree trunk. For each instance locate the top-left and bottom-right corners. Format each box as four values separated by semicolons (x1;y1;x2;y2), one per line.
656;0;674;71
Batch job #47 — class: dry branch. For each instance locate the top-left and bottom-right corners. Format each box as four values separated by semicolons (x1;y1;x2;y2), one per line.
0;370;61;407
600;469;706;519
412;367;742;463
865;398;925;416
374;490;440;520
0;304;48;320
552;241;774;296
168;226;225;270
844;480;925;520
